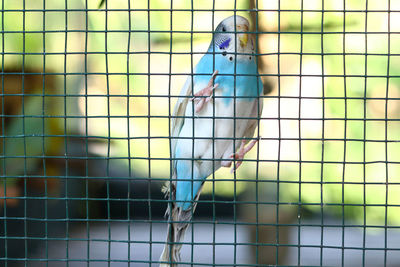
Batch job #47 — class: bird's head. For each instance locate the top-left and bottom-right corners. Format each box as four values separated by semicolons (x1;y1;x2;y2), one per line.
211;15;255;62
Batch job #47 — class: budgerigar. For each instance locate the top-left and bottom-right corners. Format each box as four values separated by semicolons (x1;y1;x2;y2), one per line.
160;15;264;266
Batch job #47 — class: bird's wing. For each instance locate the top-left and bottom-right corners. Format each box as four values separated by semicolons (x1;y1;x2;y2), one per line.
161;75;195;266
170;75;193;160
162;75;194;211
167;74;194;198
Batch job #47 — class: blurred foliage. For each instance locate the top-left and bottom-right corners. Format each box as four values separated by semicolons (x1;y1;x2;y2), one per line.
256;0;400;225
0;0;399;225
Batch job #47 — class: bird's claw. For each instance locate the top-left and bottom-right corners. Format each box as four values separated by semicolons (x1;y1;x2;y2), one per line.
229;138;259;173
190;70;219;113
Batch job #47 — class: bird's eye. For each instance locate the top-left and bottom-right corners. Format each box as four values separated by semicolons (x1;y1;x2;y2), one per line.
222;51;227;56
222;27;226;32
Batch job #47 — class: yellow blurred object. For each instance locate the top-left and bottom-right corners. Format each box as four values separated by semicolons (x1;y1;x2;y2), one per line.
0;68;63;204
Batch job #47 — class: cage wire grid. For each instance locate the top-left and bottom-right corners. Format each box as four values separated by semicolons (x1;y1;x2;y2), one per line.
0;0;399;266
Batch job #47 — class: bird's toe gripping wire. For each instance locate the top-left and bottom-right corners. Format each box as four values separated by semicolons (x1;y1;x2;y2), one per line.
226;138;259;173
191;70;219;113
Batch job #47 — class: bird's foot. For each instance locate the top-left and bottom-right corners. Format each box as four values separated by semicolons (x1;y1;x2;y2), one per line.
191;70;219;113
228;139;259;173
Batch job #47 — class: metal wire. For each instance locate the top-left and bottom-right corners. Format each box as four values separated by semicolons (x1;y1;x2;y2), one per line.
0;0;399;266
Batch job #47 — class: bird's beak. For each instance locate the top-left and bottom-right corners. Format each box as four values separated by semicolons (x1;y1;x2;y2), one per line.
237;24;249;48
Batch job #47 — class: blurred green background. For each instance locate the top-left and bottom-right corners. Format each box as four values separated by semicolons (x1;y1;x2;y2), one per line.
1;0;400;228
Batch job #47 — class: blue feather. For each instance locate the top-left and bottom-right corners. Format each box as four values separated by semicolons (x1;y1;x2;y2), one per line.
175;148;204;210
194;52;262;105
175;163;203;210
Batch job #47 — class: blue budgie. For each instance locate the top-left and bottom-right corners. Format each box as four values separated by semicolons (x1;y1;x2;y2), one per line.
160;15;264;266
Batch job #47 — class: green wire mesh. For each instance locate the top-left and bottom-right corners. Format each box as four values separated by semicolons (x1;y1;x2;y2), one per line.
0;0;399;266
